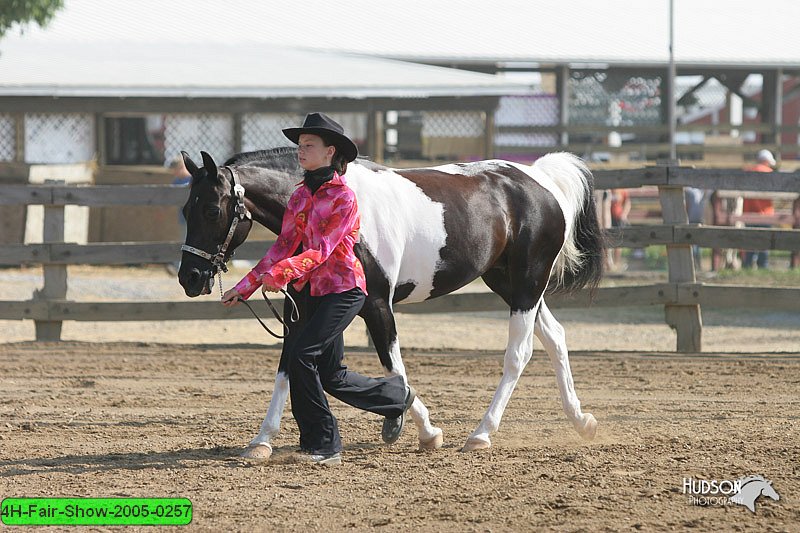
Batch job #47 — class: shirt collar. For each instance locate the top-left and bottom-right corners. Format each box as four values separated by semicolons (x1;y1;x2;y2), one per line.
295;171;345;190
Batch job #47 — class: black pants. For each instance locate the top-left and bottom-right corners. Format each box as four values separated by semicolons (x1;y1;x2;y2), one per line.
287;287;407;455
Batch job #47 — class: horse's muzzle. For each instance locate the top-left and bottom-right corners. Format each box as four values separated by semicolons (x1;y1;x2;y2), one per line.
180;267;214;297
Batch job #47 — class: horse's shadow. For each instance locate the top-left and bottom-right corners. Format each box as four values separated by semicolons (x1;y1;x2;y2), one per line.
0;441;392;477
0;446;244;477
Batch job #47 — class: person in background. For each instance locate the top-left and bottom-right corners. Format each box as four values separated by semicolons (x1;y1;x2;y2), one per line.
684;186;706;270
167;157;192;276
597;190;614;271
741;149;776;269
609;188;631;270
171;156;192;188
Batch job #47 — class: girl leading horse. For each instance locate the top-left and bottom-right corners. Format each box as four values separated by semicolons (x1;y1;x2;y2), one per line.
178;139;604;459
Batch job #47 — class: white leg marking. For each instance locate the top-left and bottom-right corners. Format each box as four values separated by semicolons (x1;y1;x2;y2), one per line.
535;300;597;440
384;339;443;447
249;371;289;447
384;338;407;379
465;309;537;451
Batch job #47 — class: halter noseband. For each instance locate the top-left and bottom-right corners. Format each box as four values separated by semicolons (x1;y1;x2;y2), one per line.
181;166;251;273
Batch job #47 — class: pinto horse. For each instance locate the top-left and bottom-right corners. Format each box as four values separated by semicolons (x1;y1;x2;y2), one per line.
177;148;604;457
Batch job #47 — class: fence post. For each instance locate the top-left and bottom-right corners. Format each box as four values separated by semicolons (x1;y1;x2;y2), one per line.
367;110;384;164
34;180;67;341
659;162;702;352
483;110;495;159
792;196;800;269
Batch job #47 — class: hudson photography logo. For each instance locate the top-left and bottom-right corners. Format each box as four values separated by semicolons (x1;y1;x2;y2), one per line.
682;475;780;513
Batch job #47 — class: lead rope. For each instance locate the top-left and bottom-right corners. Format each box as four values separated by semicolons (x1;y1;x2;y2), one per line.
218;272;299;339
236;289;300;339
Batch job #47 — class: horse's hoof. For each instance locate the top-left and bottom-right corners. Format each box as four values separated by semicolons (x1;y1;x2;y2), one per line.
461;436;491;452
240;443;273;461
575;413;598;440
419;430;444;451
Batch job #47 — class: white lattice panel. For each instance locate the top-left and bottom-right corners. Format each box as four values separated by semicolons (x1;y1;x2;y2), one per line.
241;112;367;152
163;114;234;165
495;95;559;147
495;95;559;126
241;113;302;151
422;111;485;138
0;114;15;161
324;113;367;144
24;113;95;163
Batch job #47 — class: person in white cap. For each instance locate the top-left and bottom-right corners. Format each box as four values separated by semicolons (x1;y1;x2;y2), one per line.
741;150;777;269
756;149;777;168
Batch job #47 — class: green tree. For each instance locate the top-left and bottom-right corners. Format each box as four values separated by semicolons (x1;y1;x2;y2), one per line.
0;0;64;39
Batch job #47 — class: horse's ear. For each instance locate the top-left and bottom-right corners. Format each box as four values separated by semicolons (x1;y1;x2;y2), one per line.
181;151;200;179
200;151;220;181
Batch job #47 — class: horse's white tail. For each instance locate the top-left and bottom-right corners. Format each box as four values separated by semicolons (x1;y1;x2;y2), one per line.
531;152;604;292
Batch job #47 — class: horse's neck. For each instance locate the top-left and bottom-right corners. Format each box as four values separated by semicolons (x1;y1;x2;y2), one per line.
741;481;763;493
240;170;296;234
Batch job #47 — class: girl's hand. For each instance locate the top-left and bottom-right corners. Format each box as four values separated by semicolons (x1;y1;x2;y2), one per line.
221;288;242;307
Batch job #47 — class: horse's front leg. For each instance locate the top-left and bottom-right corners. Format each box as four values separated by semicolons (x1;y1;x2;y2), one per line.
361;296;443;450
240;371;289;461
241;289;304;461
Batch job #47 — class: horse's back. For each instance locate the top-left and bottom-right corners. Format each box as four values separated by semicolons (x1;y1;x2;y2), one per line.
346;163;448;303
345;160;565;304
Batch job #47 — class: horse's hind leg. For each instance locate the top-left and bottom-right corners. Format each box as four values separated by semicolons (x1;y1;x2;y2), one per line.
534;300;597;440
463;266;540;450
361;295;443;449
463;302;538;451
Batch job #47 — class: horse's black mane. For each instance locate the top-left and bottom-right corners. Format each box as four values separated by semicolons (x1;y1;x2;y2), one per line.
224;146;387;174
224;147;300;173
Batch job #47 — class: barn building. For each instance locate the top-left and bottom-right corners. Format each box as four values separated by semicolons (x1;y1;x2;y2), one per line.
2;0;799;243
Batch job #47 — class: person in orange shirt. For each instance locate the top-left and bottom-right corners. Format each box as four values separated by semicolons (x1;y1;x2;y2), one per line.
741;149;776;269
609;188;631;269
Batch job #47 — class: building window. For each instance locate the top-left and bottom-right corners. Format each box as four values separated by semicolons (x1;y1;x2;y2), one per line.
104;115;165;165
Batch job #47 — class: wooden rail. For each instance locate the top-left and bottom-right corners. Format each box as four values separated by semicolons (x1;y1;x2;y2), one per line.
1;164;799;351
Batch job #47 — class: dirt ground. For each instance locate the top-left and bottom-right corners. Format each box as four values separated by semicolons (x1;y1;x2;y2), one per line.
1;342;798;532
1;266;799;530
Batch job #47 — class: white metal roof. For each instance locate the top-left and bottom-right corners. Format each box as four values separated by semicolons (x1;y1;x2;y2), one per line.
3;0;799;70
0;39;532;99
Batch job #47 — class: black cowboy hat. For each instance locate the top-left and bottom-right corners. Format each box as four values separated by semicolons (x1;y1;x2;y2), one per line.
282;112;359;162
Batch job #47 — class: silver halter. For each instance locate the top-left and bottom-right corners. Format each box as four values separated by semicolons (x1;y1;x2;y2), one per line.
180;166;251;275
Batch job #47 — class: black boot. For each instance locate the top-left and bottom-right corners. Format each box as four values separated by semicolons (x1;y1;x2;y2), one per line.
381;385;416;444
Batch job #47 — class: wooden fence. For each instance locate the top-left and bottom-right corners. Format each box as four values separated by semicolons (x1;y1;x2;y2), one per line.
2;164;799;352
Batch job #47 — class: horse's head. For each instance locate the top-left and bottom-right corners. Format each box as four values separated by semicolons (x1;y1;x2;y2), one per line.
178;151;253;297
761;480;780;502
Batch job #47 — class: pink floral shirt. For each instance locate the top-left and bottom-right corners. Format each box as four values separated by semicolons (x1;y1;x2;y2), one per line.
234;172;368;299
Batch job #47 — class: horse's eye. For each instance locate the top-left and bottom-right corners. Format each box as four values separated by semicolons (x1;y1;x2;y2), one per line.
204;206;222;219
